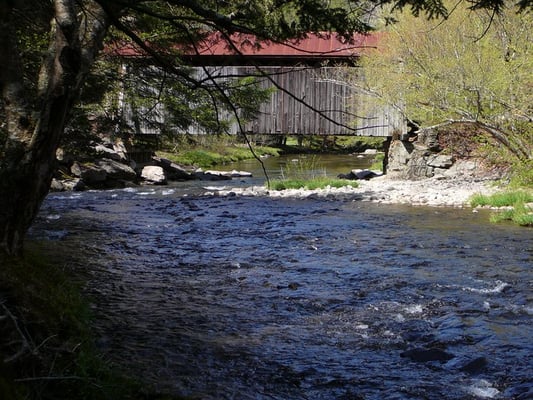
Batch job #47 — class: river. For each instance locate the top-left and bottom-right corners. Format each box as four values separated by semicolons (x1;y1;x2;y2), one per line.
29;156;532;400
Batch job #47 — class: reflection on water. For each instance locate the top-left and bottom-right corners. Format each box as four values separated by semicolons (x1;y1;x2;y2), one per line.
30;186;532;399
215;153;375;182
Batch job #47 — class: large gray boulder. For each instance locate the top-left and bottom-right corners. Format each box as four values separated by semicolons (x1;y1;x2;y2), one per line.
71;161;107;184
387;127;453;180
152;156;194;180
69;158;137;189
427;154;454;169
95;158;137;181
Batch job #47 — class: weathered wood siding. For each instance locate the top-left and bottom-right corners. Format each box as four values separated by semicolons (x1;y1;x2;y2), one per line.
191;65;404;137
120;65;405;138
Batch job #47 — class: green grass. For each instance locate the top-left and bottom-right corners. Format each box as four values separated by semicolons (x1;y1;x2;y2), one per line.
489;203;533;226
470;191;533;207
158;145;279;168
269;155;358;191
369;153;385;172
470;190;533;227
269;177;358;191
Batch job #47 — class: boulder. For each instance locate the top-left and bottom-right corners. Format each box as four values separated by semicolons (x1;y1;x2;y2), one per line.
55;147;76;165
459;356;488;374
204;170;253;178
152;156;194;180
70;158;137;188
94;144;125;161
443;160;478;177
71;161;107;184
50;178;65;192
337;172;356;180
427;154;454;169
417;128;441;151
351;169;381;180
95;158;137;181
338;169;381;180
62;178;86;191
141;166;167;184
400;347;455;363
194;170;232;181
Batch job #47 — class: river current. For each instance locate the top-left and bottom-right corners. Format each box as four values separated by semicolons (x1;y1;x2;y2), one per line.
30;182;532;399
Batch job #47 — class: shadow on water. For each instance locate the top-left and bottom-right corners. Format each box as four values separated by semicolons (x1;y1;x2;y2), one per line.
30;187;532;400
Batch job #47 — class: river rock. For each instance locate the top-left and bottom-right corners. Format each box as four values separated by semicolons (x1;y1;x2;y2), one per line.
352;169;381;180
50;176;86;192
95;158;137;181
338;169;381;180
427;154;454;169
459;356;488;374
400;347;455;363
204;170;253;178
141;166;167;184
194;170;232;181
71;161;107;184
94;143;126;161
152;156;194;180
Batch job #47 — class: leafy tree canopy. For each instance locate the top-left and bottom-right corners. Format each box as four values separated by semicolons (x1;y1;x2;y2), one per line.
358;0;532;161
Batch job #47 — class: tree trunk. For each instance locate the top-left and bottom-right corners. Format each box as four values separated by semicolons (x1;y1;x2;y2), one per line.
0;1;110;256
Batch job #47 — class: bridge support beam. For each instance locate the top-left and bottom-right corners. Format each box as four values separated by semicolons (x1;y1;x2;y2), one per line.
383;136;392;174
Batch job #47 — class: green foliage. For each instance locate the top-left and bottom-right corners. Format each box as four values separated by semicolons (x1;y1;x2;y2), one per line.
509;160;533;188
279;155;330;181
158;142;279;168
470;191;533;208
470;190;533;226
369;153;385;171
270;155;358;190
489;203;533;226
335;136;385;152
270;177;357;190
360;1;532;164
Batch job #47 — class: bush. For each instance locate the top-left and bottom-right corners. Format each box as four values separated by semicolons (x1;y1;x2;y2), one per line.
509;160;533;188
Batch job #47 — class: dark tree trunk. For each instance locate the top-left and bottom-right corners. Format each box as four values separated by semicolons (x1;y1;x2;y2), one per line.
0;1;110;256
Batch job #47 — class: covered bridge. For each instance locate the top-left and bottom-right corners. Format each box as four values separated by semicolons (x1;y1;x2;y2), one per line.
114;32;405;150
184;32;404;138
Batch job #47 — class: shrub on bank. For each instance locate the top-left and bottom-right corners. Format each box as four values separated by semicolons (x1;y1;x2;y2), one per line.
509;160;533;188
470;190;533;227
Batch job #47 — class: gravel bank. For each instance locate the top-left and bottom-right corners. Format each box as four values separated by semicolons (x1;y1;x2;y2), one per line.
213;175;501;208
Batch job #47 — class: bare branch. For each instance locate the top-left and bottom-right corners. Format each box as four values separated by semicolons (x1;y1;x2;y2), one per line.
1;302;33;363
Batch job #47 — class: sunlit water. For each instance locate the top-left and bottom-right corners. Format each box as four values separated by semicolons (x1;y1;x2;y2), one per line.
30;172;532;399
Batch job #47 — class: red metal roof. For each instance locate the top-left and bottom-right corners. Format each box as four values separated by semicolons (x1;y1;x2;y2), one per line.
195;32;379;59
110;32;380;60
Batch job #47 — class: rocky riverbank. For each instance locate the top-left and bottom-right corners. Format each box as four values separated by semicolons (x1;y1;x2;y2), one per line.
212;175;501;208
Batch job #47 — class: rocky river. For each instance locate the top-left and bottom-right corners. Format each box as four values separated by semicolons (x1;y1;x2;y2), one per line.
29;179;532;400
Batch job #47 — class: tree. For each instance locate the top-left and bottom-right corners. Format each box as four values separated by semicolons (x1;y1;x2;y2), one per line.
1;0;530;256
358;0;532;162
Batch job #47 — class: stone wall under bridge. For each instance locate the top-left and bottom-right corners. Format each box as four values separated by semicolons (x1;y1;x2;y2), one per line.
386;126;489;180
